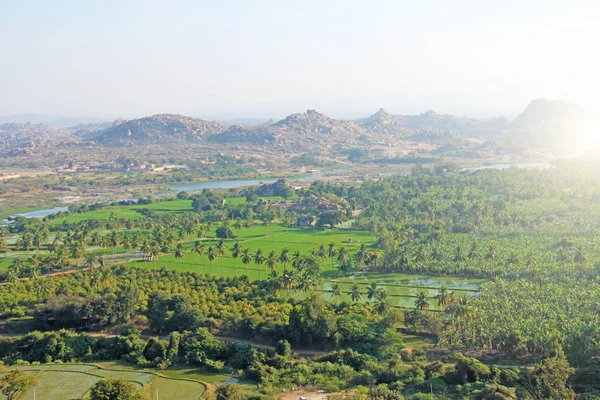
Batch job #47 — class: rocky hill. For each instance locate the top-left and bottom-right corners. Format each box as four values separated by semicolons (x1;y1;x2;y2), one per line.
0;122;67;151
209;109;388;151
506;99;594;149
95;114;225;144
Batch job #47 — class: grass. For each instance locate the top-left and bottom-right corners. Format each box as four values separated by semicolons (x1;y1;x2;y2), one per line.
3;362;207;400
126;226;379;281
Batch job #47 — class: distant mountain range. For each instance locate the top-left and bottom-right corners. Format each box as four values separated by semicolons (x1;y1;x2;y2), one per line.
0;99;595;154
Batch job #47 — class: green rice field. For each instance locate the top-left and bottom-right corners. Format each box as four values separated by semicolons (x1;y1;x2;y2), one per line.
1;362;212;400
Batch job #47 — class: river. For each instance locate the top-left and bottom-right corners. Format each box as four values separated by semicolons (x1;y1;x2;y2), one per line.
169;169;346;192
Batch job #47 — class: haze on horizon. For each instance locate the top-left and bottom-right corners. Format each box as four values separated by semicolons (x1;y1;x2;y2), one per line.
1;0;599;121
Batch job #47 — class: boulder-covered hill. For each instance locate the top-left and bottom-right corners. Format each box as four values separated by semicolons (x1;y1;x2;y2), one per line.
95;114;225;144
355;108;509;138
209;109;388;151
0;122;67;150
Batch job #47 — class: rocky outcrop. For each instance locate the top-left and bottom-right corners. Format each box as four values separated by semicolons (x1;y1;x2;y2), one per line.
288;194;346;213
253;179;293;197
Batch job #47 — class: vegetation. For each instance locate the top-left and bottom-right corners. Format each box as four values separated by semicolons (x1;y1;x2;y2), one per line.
3;160;600;398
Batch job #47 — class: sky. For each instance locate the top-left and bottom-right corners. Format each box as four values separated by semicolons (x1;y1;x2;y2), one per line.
1;0;599;121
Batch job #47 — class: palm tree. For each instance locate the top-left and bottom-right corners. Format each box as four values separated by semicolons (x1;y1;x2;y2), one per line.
298;275;317;292
25;264;41;279
282;270;296;292
160;243;171;268
317;244;327;259
336;247;349;275
241;248;252;277
367;282;379;301
174;243;185;270
150;245;160;268
254;249;265;280
231;242;241;276
266;250;278;274
350;284;362;303
330;282;343;303
233;219;243;231
433;285;451;309
327;242;337;271
84;252;95;270
454;296;475;321
9;258;24;278
71;242;85;269
216;240;227;277
453;246;465;263
292;250;302;271
415;291;430;310
278;247;290;271
355;244;369;266
109;231;120;257
33;277;53;298
374;290;391;315
193;241;205;274
206;246;217;275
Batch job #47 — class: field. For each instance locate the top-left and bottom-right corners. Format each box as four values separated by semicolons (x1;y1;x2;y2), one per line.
1;362;213;400
1;197;484;309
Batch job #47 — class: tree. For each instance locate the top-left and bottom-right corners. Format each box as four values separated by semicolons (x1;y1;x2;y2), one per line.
174;243;185;270
278;247;290;270
0;370;37;400
266;250;278;275
71;241;85;269
355;243;369;266
216;240;227;277
215;383;246;400
215;226;233;239
193;241;205;274
336;247;349;275
206;246;217;275
327;241;337;271
350;283;362;303
89;378;144;400
374;290;391;315
254;249;265;280
330;282;343;302
415;291;430;310
434;285;451;309
231;242;241;276
527;352;575;400
241;248;252;277
84;252;95;270
470;384;516;400
367;282;379;301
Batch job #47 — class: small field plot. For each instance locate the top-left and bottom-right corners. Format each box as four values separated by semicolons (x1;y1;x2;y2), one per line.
3;363;207;400
150;377;206;400
14;370;101;400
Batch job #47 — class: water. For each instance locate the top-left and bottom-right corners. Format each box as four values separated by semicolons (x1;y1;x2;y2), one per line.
170;168;347;192
17;207;69;218
1;206;70;225
462;162;552;171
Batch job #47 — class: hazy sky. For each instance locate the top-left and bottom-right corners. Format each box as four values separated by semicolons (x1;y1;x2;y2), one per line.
1;0;599;120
